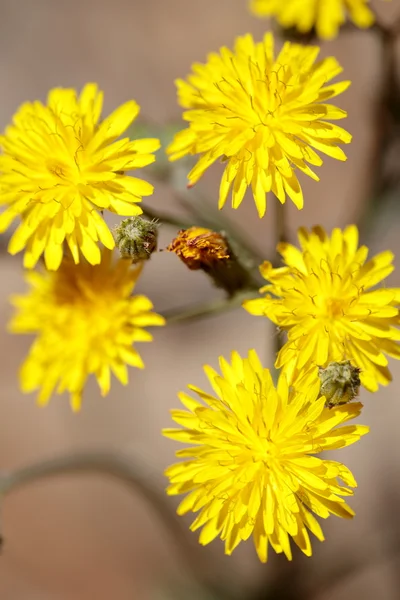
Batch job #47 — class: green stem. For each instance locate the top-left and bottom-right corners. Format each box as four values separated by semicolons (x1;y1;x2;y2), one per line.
164;289;260;324
141;203;194;229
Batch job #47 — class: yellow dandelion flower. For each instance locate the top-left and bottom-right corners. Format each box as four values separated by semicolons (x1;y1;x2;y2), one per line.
244;225;400;392
166;33;351;217
250;0;384;40
9;249;165;411
163;350;368;562
0;83;160;270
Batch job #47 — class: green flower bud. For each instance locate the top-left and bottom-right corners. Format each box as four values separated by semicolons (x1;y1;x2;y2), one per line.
113;217;159;263
318;360;361;409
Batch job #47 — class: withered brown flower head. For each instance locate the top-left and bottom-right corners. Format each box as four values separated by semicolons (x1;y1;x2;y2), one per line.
167;227;230;270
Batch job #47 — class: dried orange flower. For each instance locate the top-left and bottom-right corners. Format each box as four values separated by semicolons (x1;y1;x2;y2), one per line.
167;227;230;270
167;227;250;296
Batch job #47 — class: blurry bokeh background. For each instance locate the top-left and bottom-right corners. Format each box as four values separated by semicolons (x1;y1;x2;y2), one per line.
1;0;400;598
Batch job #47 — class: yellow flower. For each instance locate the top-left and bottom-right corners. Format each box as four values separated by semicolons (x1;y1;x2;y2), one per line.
250;0;382;40
163;350;368;562
244;225;400;392
167;33;351;217
9;249;165;411
0;83;160;270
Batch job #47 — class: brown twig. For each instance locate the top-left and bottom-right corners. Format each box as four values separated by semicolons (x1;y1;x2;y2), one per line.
0;452;235;599
357;17;400;240
274;202;287;353
163;289;260;324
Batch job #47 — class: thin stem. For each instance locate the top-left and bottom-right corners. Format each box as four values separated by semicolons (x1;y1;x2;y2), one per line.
0;453;177;534
274;202;287;353
141;203;195;229
0;452;227;597
373;14;400;38
275;201;288;248
163;289;260;324
357;18;400;239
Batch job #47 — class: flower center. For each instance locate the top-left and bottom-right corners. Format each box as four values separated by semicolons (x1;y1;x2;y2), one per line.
324;297;346;319
251;436;278;465
46;157;82;187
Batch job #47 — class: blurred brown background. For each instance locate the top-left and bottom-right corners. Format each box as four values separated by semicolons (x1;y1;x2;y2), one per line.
1;0;400;598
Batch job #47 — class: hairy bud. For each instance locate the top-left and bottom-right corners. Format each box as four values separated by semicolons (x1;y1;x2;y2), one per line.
114;217;158;263
318;360;361;409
